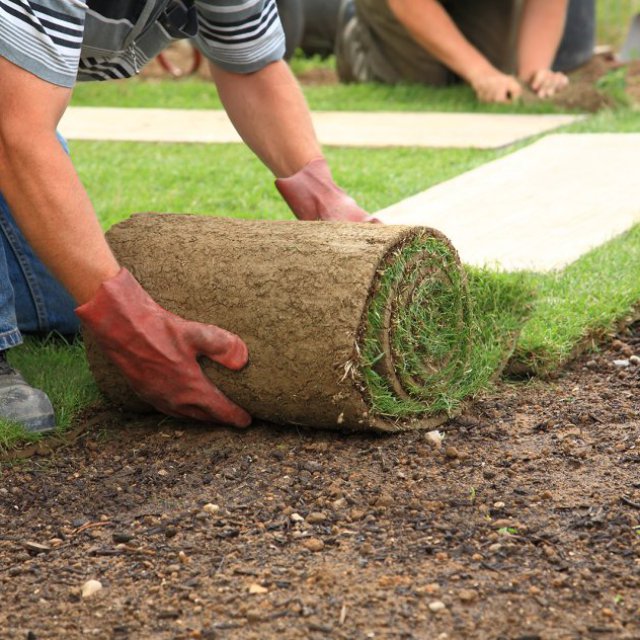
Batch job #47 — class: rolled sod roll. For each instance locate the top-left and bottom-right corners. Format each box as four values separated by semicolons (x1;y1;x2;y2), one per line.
86;214;472;433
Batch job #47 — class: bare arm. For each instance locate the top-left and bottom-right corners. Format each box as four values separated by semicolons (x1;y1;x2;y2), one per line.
209;60;322;178
0;57;119;304
517;0;570;96
387;0;522;102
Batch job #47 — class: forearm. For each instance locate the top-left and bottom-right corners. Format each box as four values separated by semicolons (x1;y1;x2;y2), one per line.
0;134;119;304
210;60;322;178
387;0;496;82
517;0;569;81
0;57;119;304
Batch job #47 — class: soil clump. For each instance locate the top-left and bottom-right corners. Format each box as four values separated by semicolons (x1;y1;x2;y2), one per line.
1;322;639;639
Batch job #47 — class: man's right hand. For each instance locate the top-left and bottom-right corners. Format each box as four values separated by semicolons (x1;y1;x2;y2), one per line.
76;268;251;427
469;70;523;103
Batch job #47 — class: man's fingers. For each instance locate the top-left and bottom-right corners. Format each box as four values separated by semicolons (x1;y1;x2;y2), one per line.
187;322;249;371
168;381;252;428
531;70;545;92
198;380;252;428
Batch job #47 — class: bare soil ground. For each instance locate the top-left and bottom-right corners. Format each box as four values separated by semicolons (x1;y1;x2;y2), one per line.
1;321;639;640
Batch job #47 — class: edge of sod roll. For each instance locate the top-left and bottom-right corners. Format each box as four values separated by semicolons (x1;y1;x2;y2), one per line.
353;230;533;431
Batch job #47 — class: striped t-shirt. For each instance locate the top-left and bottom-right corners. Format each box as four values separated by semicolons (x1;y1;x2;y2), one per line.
0;0;285;87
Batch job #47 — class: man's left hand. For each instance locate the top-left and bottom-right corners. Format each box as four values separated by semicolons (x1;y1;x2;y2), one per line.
276;158;380;223
527;69;569;98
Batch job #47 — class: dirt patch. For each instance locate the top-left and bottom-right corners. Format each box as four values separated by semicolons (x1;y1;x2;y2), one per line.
2;322;639;639
525;54;640;112
295;67;339;86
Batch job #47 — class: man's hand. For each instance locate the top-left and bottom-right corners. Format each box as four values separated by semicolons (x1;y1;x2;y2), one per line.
526;69;569;98
470;70;523;103
276;158;379;223
77;269;251;427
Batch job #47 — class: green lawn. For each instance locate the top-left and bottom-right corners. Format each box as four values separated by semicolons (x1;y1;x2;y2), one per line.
3;41;640;448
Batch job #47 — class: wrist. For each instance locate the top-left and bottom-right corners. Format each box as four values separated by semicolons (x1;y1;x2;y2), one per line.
465;61;501;87
275;157;336;221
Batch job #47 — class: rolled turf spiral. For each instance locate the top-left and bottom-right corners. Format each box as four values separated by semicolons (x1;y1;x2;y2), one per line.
85;214;474;432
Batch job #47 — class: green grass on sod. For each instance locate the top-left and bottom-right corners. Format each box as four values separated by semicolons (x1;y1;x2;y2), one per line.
2;73;640;446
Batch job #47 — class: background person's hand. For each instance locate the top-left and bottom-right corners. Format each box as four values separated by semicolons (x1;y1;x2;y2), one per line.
527;68;569;98
77;269;252;427
469;70;523;103
276;158;380;223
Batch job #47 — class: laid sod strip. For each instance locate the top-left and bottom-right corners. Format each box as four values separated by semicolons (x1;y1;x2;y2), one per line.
510;223;640;376
84;214;526;432
70;77;572;114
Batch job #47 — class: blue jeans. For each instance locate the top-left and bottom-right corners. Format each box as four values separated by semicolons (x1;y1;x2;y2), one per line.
0;136;79;351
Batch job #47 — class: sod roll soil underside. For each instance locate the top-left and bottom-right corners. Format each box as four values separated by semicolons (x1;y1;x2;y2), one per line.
86;214;472;432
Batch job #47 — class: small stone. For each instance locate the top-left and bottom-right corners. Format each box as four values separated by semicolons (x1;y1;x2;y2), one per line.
585;360;598;369
488;543;502;553
458;589;478;603
112;532;134;544
302;538;325;552
416;583;440;596
202;503;220;515
245;609;263;623
613;359;630;368
602;608;615;618
630;355;640;366
529;586;541;595
445;446;459;460
493;519;517;529
306;512;327;524
81;580;103;599
540;490;553;501
428;601;446;613
375;494;394;508
425;430;443;448
49;538;64;548
493;501;506;509
157;469;169;476
178;550;190;564
290;513;305;523
349;509;366;521
248;583;268;595
166;564;181;573
23;541;51;555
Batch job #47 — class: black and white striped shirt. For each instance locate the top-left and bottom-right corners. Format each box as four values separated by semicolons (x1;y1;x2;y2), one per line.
0;0;285;87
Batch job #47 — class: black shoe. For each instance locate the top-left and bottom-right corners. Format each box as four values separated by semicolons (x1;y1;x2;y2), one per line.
0;350;56;433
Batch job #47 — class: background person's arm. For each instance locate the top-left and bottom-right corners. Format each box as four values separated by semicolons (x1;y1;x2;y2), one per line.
386;0;521;102
517;0;570;97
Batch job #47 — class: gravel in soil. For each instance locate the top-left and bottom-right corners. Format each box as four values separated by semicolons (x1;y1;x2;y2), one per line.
1;321;639;640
